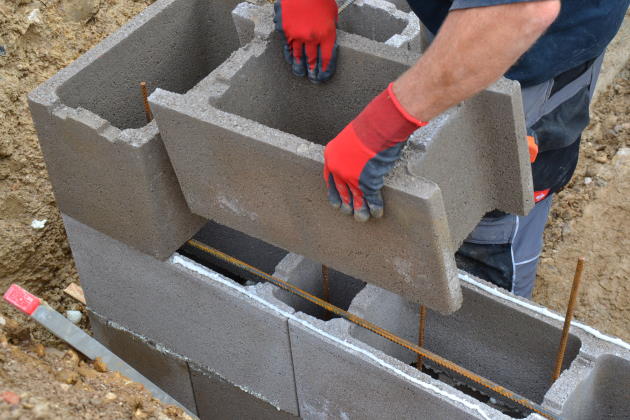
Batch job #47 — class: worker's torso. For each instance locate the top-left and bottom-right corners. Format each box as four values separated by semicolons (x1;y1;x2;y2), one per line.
406;0;629;86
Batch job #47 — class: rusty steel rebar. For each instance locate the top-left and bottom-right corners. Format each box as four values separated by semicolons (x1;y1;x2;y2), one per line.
140;82;153;123
552;257;585;382
416;305;427;370
322;265;330;303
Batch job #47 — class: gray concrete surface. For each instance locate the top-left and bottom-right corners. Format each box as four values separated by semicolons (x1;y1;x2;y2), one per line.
88;310;198;414
63;214;300;415
28;0;253;259
190;364;299;420
561;354;630;420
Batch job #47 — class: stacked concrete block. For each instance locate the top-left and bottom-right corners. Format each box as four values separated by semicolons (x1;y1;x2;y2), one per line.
27;0;256;259
63;215;301;415
149;3;532;312
88;310;198;414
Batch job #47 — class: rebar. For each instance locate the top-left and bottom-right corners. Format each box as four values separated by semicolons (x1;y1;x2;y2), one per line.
552;257;585;382
140;81;153;123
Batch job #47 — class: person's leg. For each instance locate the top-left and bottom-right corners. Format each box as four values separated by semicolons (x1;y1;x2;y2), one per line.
455;194;552;297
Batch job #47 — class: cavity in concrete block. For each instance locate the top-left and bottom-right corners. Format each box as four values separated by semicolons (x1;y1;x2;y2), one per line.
348;282;582;405
561;354;630;420
179;220;288;284
88;310;197;414
63;214;299;415
190;364;299;420
272;253;365;321
28;0;251;258
337;0;421;50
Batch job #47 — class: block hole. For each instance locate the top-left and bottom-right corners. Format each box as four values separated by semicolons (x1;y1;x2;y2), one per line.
337;3;407;42
178;220;288;286
273;263;365;321
58;0;243;130
215;38;409;145
562;354;630;420
348;286;582;412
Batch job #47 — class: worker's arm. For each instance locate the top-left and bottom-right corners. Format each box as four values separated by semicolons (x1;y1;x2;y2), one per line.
324;0;560;222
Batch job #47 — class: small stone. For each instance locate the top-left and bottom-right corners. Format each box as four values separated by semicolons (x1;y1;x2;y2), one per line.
56;368;79;384
60;0;101;23
59;383;71;391
33;402;50;418
65;310;82;324
32;343;46;358
584;177;592;185
0;391;20;405
594;154;608;164
0;316;5;327
93;357;108;373
78;366;98;379
63;349;80;367
104;392;117;401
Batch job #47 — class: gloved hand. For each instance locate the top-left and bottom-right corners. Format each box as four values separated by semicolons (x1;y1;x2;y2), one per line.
274;0;338;83
324;83;428;222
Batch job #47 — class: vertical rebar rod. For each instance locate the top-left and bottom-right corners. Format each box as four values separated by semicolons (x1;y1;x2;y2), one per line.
552;257;585;382
140;82;153;123
417;305;427;370
322;265;330;303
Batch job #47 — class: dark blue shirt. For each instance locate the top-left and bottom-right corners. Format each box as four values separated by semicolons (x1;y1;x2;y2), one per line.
406;0;629;86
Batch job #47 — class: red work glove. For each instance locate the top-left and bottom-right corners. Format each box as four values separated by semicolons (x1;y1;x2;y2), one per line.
274;0;338;83
324;83;428;222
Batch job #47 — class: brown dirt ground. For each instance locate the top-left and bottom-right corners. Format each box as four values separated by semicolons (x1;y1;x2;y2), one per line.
0;0;627;417
533;64;630;342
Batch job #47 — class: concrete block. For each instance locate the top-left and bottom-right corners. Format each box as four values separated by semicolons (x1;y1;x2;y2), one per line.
88;310;197;414
337;0;421;51
28;0;254;258
347;282;582;405
190;364;299;420
63;214;299;415
288;315;493;419
151;16;532;311
150;34;462;313
561;354;630;420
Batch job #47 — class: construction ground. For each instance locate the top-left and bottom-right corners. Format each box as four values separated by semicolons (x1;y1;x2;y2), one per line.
0;0;628;418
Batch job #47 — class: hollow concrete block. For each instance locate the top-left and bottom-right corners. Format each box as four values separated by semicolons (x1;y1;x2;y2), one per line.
88;310;197;414
28;0;254;259
151;18;532;312
62;214;300;415
190;364;299;420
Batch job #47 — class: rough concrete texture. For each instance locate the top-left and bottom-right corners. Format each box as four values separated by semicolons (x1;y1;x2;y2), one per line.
190;364;299;420
337;0;421;51
561;354;630;420
288;314;491;420
88;310;198;414
63;214;300;415
27;0;258;259
151;18;531;311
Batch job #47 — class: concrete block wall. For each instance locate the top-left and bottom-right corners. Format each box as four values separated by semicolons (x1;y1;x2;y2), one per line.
64;212;630;418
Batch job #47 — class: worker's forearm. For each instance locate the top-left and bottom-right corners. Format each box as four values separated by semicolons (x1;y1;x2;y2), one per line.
393;0;560;121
